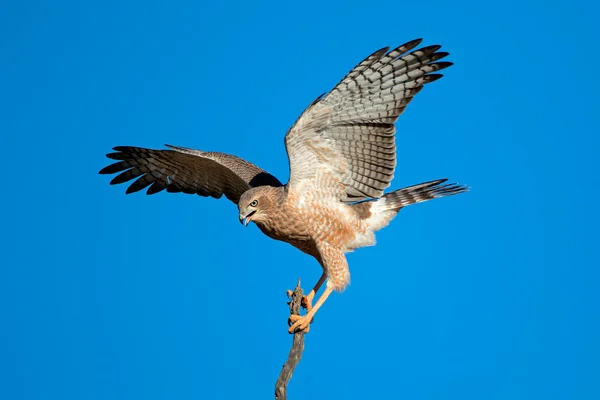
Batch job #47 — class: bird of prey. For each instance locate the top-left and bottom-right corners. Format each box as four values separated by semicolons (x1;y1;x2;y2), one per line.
100;38;467;333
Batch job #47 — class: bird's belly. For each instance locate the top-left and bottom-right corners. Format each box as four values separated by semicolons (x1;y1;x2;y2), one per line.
255;199;372;257
305;203;372;250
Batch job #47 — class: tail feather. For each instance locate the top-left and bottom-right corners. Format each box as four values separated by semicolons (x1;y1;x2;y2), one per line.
380;179;468;211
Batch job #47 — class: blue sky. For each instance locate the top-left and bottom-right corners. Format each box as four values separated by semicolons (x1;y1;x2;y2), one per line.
2;0;599;399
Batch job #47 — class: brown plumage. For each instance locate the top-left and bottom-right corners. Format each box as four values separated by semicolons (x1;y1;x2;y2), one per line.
100;39;468;333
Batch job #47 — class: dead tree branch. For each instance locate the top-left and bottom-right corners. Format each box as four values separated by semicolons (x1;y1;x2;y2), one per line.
274;280;305;400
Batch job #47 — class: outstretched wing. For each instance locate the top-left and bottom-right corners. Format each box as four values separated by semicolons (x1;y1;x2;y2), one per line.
284;39;452;202
99;144;282;204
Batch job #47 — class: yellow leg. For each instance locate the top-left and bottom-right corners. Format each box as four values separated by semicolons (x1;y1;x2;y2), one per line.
302;272;327;311
289;286;334;333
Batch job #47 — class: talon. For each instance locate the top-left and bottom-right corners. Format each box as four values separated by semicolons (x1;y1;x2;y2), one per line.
301;293;314;311
288;314;302;327
288;314;312;333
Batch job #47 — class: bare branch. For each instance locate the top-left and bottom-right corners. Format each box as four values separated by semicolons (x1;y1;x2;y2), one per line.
275;280;305;400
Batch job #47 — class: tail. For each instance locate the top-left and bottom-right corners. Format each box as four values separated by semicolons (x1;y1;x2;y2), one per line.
348;179;467;244
379;179;468;211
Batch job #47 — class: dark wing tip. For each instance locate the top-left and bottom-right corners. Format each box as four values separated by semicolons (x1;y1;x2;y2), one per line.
105;152;124;160
433;61;454;70
99;165;112;175
404;38;423;48
414;44;443;56
424;74;444;83
146;181;166;195
124;186;140;195
109;171;132;185
105;146;139;161
372;46;390;59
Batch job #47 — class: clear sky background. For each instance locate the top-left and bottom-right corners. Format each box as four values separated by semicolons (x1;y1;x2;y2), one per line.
2;1;599;399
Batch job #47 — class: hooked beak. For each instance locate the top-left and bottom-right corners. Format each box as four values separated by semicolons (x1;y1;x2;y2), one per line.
239;210;256;227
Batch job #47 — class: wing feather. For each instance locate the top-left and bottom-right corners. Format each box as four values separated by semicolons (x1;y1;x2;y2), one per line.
99;145;282;204
285;39;452;201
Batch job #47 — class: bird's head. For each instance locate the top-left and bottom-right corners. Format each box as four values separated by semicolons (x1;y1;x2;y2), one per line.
238;187;273;227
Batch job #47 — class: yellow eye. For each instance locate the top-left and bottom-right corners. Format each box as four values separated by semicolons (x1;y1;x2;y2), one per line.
250;199;258;207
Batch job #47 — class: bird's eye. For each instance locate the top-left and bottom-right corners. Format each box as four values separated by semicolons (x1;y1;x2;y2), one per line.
250;200;258;207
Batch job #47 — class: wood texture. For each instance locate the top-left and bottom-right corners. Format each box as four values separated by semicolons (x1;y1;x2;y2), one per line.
275;281;305;400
